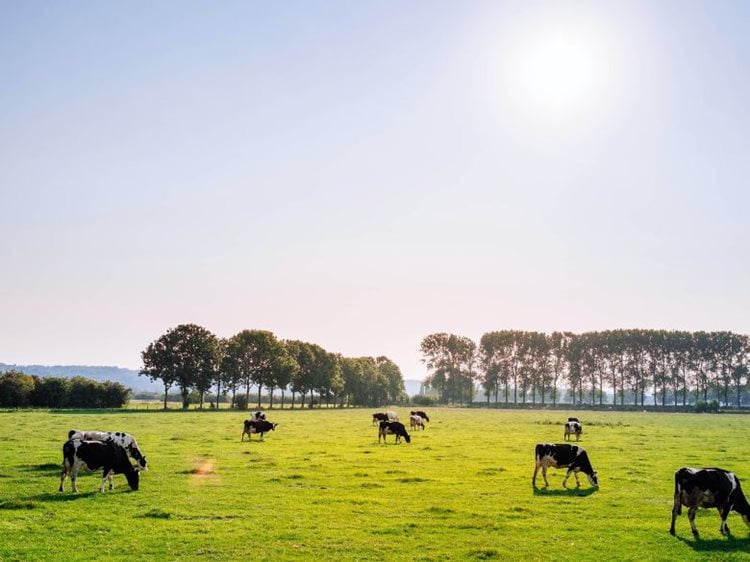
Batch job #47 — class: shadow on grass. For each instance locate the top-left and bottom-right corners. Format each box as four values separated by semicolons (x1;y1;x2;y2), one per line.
532;485;598;497
22;463;60;473
675;534;750;552
26;491;98;502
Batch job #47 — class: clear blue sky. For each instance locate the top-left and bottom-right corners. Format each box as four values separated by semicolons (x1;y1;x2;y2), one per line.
1;1;749;379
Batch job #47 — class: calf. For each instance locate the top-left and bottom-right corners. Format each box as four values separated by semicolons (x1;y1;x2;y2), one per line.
68;430;148;471
241;419;278;442
670;467;750;538
59;440;140;493
410;410;430;423
378;421;411;444
533;443;599;489
409;414;425;431
372;412;389;425
564;421;582;441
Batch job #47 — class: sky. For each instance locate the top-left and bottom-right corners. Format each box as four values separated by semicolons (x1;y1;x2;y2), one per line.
1;1;749;380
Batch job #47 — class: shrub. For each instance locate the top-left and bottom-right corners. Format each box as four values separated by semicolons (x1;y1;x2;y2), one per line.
694;400;720;413
411;394;436;407
234;395;249;410
0;371;37;407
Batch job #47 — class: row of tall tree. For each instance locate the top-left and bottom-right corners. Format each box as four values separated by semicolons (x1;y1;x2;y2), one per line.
421;330;750;407
140;324;405;409
0;370;131;408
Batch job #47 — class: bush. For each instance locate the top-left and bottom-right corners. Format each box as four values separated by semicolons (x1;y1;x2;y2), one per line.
694;400;720;413
234;395;249;410
411;394;436;407
0;371;37;407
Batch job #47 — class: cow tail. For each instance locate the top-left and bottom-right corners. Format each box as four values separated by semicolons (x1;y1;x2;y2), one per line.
673;470;682;515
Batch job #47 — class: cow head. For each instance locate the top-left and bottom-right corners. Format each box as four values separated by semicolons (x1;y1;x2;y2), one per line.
403;432;411;444
125;469;140;491
588;471;599;488
137;456;148;471
272;423;278;430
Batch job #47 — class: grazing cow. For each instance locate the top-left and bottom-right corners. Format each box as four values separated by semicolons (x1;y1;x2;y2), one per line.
241;419;278;442
372;412;389;425
564;421;583;441
670;467;750;538
386;411;399;422
410;410;430;423
409;414;425;431
59;440;140;493
378;421;411;444
68;430;148;471
533;443;599;489
252;410;266;421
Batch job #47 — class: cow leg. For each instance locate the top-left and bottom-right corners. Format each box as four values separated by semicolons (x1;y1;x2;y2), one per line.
688;506;699;538
109;471;115;490
59;468;67;492
532;463;539;487
100;469;113;493
562;468;572;488
574;470;581;488
71;471;79;493
669;497;681;535
542;465;550;487
718;506;731;535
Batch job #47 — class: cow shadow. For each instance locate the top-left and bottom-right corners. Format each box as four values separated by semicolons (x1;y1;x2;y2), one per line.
22;463;61;473
674;534;750;552
532;485;598;497
27;491;98;503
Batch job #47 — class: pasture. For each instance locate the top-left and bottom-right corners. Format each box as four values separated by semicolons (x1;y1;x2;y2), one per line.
0;408;749;561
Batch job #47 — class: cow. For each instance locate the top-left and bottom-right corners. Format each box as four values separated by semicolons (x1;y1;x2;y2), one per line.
252;410;266;421
409;414;425;431
68;430;148;471
533;443;599;489
59;440;140;493
241;419;278;442
670;467;750;538
567;417;579;423
564;421;583;441
410;410;430;423
372;412;389;425
378;421;411;444
386;411;399;422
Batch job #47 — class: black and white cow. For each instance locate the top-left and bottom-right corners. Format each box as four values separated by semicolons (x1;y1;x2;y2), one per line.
372;412;389;425
241;419;278;442
378;421;411;444
410;410;430;423
252;410;266;421
59;440;140;493
533;443;599;489
68;430;148;471
670;467;750;538
409;414;425;431
564;421;582;441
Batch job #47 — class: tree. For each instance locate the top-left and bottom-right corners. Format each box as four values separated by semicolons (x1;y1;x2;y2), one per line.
140;324;219;409
420;333;476;404
0;370;37;407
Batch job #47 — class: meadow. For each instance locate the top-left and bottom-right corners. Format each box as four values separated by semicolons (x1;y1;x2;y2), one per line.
0;408;749;561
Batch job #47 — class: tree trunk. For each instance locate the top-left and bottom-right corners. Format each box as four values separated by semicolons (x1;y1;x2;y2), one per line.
269;386;274;408
163;383;170;410
199;391;204;410
281;390;285;409
258;385;262;409
181;387;190;410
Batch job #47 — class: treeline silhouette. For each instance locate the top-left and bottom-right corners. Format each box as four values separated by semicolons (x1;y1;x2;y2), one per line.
140;324;406;409
0;370;131;408
421;330;749;407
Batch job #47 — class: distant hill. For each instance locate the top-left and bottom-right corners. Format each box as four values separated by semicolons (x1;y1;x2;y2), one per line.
403;379;424;396
0;363;160;392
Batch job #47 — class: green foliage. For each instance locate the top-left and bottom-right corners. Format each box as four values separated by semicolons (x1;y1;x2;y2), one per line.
410;394;436;406
0;371;129;409
1;409;750;560
694;400;720;413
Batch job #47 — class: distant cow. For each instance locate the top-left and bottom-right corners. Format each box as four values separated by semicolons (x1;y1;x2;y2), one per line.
252;411;266;421
60;440;140;493
372;412;389;425
386;411;399;422
567;417;579;423
410;410;430;423
378;421;411;444
564;421;582;441
242;419;278;442
409;414;425;431
533;443;598;489
68;430;148;471
670;467;750;538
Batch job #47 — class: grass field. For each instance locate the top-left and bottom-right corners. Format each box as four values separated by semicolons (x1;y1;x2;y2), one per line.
1;408;749;561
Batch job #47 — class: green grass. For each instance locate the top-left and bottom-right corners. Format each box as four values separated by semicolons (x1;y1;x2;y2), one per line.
0;408;749;561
